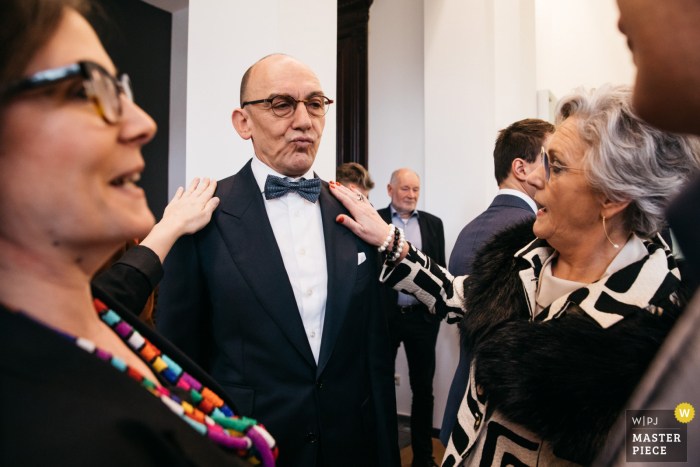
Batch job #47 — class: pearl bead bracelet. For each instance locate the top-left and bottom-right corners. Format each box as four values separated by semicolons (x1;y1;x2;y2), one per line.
378;225;395;253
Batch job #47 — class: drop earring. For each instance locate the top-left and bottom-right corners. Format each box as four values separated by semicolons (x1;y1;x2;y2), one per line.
603;215;620;249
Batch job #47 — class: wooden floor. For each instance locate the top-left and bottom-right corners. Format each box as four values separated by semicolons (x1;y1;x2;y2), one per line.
400;438;446;467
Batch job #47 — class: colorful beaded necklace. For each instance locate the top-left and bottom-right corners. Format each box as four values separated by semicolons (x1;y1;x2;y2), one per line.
56;299;278;466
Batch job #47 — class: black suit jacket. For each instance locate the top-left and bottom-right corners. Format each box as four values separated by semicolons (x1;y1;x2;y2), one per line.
157;160;400;467
0;247;250;467
377;206;445;321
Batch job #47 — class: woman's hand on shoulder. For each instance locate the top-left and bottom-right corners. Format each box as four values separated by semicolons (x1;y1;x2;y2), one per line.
160;177;219;236
140;177;219;263
329;181;398;246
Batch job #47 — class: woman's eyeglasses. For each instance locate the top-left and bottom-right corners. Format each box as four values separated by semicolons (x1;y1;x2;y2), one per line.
242;94;333;118
5;61;132;125
541;146;585;182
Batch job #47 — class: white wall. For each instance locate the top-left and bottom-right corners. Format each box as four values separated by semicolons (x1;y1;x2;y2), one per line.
368;0;425;212
535;0;635;100
424;0;538;431
424;0;497;431
368;0;426;417
180;0;337;186
495;0;537;130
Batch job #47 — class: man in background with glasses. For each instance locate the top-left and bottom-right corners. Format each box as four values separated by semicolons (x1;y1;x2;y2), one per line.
157;54;400;467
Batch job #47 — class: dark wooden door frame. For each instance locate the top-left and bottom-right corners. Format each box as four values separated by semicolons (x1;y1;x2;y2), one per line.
336;0;373;169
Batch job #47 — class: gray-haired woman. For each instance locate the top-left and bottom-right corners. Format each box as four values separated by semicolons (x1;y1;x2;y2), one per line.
329;84;699;466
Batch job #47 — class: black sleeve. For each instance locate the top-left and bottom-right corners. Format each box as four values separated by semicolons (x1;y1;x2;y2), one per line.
91;245;163;317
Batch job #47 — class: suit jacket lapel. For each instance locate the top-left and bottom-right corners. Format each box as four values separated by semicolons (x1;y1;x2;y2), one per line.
316;182;357;377
418;212;430;258
378;206;391;224
217;161;316;367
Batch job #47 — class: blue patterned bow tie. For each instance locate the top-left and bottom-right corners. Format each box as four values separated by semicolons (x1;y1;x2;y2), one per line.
264;175;322;203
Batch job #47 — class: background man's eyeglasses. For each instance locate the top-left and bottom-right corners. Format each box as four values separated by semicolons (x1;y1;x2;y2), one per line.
5;60;132;125
241;94;333;118
541;146;585;182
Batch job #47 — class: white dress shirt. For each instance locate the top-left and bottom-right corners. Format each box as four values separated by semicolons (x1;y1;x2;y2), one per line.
390;205;422;306
251;156;328;363
497;188;538;214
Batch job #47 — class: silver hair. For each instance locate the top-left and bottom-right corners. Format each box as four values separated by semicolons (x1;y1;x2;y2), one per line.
555;84;700;239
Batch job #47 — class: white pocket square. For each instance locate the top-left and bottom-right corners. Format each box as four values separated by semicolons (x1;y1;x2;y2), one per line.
358;252;367;265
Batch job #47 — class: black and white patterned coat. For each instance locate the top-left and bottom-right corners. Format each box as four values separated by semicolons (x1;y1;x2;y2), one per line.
380;220;689;466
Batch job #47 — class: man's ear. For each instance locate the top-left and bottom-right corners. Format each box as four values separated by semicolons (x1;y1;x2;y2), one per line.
232;108;252;140
511;158;528;182
387;183;393;197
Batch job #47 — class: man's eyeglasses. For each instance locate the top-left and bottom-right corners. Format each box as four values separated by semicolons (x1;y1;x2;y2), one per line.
5;60;133;125
541;146;585;182
241;94;333;118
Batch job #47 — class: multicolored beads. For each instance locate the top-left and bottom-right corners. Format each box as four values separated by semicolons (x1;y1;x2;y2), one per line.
66;299;278;466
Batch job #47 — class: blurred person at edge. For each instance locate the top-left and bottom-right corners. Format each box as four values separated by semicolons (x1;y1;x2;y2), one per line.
593;1;700;465
0;1;276;465
328;85;700;466
616;0;700;288
336;162;375;199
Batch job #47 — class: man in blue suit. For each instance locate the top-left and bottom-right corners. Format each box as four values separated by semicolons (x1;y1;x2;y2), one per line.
441;118;554;445
157;54;399;467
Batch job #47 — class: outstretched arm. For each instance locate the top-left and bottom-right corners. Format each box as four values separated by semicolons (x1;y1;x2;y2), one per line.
329;181;467;323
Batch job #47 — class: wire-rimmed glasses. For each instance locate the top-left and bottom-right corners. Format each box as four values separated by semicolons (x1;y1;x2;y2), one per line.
541;146;585;182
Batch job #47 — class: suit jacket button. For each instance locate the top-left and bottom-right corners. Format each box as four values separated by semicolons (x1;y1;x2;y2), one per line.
307;432;317;443
316;380;323;389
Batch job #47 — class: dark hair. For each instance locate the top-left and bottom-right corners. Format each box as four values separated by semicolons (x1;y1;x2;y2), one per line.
0;0;91;104
493;118;554;185
336;162;375;191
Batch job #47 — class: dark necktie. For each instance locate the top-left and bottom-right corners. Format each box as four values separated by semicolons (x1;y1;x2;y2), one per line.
263;175;322;203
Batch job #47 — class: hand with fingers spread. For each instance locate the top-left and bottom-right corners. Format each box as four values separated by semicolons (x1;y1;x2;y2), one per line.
329;181;410;262
140;177;220;262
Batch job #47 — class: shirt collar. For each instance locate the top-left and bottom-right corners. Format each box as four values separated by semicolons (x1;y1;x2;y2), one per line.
390;204;419;220
250;156;316;194
497;188;537;214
